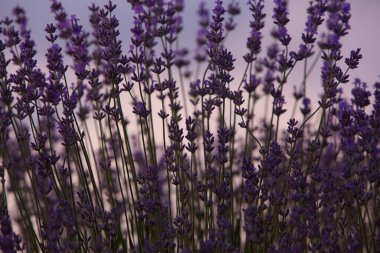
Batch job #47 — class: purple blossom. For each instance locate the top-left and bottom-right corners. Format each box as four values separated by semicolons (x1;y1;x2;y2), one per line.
0;0;379;252
133;101;150;118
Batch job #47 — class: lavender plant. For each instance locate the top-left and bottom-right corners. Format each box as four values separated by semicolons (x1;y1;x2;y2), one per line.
0;0;379;252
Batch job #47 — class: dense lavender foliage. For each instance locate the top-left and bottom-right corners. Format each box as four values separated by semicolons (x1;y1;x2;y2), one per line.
0;0;379;252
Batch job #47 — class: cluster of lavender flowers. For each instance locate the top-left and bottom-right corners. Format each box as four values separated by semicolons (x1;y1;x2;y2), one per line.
1;0;379;252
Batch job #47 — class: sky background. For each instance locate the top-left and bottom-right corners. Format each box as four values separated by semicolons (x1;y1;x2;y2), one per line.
1;0;380;127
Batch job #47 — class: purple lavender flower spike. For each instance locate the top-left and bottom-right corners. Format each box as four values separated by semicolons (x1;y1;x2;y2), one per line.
0;0;379;251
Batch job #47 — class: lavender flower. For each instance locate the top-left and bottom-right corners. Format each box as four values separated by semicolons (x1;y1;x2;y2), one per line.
0;0;379;252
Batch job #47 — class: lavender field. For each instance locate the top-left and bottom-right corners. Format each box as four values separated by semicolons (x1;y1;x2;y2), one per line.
1;0;380;252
